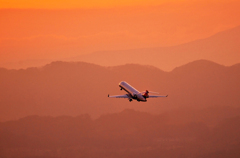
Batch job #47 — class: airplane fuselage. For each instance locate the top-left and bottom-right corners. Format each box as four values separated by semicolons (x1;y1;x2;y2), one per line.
119;81;147;102
108;81;167;102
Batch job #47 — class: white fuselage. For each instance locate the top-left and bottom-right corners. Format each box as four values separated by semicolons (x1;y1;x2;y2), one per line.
119;81;146;102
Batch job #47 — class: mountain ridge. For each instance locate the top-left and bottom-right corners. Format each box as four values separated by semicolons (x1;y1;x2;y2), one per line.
1;107;240;157
0;59;239;121
1;25;240;70
0;59;233;72
72;25;240;71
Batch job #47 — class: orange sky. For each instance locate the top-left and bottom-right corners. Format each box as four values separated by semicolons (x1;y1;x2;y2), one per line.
0;0;240;69
2;0;239;9
0;0;185;9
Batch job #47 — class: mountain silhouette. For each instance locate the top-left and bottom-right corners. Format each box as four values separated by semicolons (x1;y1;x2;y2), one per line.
0;60;239;121
1;108;240;158
73;26;240;71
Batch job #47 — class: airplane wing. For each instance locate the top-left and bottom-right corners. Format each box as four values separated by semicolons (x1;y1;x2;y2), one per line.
148;95;168;98
108;94;131;98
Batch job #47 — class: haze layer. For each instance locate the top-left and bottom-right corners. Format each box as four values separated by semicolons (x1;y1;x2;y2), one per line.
1;0;240;69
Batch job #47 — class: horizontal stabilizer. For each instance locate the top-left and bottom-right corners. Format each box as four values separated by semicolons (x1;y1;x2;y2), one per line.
108;94;131;98
148;95;168;98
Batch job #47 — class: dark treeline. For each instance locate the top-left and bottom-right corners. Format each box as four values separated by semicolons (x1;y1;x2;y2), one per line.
1;107;240;158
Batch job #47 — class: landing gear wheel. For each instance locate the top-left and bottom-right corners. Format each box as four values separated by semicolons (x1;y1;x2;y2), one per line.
129;99;132;102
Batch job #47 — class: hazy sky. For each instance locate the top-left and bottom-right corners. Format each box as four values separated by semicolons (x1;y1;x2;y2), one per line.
0;0;240;69
1;0;190;9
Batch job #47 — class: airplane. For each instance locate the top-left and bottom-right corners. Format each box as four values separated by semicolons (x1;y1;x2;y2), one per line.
108;81;168;102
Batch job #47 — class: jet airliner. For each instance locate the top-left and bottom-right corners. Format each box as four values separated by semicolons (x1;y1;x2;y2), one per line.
108;81;168;102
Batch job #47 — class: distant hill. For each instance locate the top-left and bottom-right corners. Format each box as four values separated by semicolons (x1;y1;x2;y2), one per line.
1;109;240;158
72;26;240;71
0;60;240;121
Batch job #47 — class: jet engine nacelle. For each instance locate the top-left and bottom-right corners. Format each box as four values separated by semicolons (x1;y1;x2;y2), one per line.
133;94;137;99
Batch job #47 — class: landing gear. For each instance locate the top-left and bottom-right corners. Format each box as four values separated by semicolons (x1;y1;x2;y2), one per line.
120;88;122;90
129;99;132;102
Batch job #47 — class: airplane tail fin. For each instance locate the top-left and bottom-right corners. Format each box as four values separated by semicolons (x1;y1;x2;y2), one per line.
142;90;149;98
